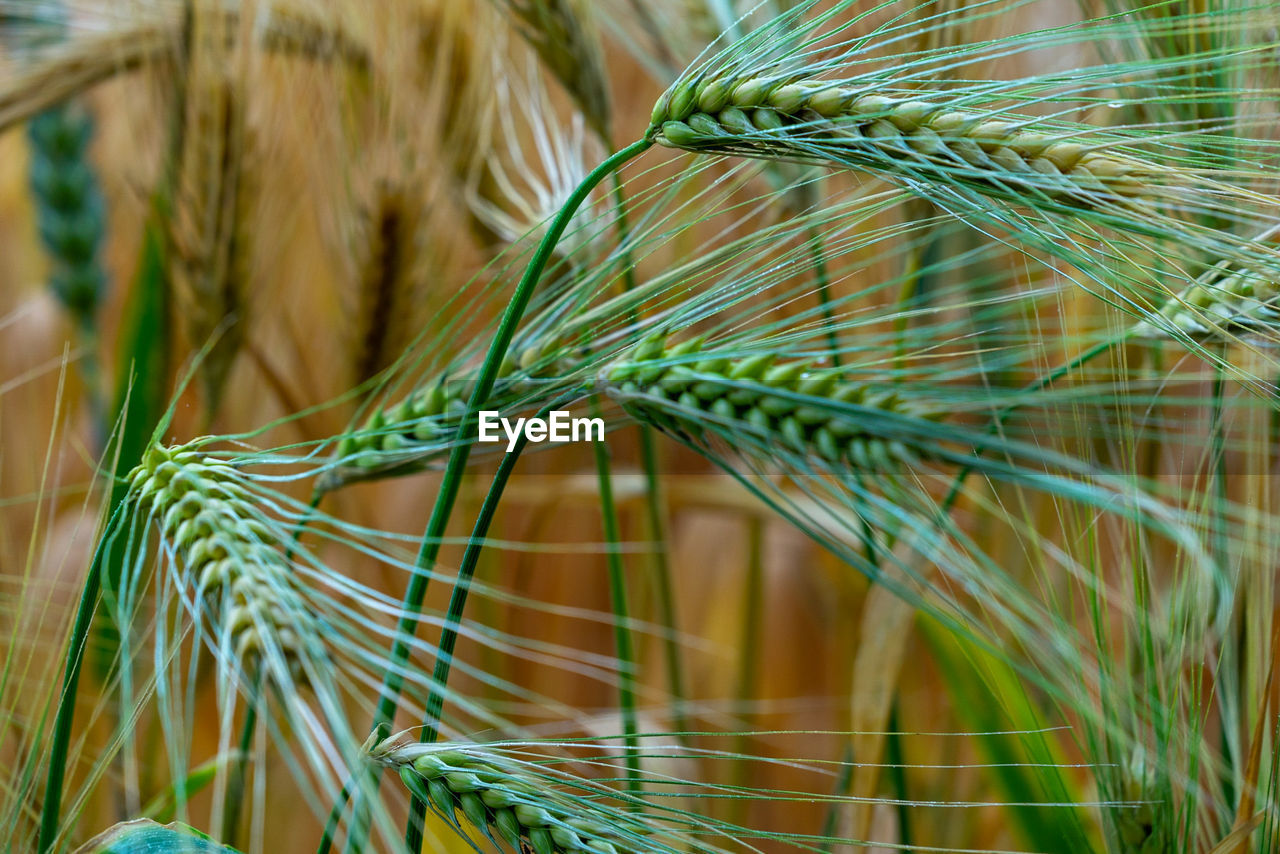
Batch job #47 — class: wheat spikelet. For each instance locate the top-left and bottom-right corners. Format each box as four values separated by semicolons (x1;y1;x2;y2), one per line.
603;334;943;469
28;103;107;331
650;77;1160;214
324;337;572;489
1133;264;1280;339
366;733;649;854
127;443;322;684
500;0;612;138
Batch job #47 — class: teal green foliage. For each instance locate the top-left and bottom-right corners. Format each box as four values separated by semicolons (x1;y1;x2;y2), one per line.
77;820;243;854
29;104;108;328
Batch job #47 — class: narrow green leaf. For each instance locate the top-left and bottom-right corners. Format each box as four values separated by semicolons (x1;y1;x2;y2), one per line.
919;615;1098;853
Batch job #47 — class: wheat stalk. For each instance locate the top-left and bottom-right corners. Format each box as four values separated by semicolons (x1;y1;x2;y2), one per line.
650;77;1160;214
127;443;323;683
365;733;651;854
603;334;943;469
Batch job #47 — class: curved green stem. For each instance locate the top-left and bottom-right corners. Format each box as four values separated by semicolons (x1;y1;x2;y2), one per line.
346;137;651;853
403;394;576;849
371;137;650;730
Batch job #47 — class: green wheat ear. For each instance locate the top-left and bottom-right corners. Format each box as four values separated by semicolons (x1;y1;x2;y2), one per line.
127;443;326;683
604;333;943;470
322;334;577;490
29;103;107;330
366;733;653;854
651;78;1159;215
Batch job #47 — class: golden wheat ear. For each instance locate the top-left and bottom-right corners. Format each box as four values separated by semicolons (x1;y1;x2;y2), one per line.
0;6;369;136
167;31;256;416
499;0;613;140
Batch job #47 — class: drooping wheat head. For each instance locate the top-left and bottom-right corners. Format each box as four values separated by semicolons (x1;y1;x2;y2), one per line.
0;4;370;137
28;103;106;334
347;178;439;390
603;333;944;471
366;733;659;854
126;442;326;686
1133;262;1280;339
641;0;1280;375
652;78;1158;216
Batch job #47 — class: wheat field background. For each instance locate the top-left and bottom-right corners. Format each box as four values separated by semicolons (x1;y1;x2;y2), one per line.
2;1;1280;852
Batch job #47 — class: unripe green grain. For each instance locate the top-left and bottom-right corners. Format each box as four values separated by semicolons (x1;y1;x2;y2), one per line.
127;444;323;683
367;737;649;854
604;335;943;469
651;77;1160;213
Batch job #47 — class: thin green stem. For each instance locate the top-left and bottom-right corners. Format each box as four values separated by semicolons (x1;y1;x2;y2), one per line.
591;398;643;800
638;428;688;733
819;743;856;851
732;516;765;826
316;779;353;854
886;703;913;849
347;137;651;853
403;394;575;850
820;471;884;845
807;225;841;368
1209;348;1238;794
607;169;637;294
76;326;108;451
370;138;649;730
607;158;689;736
221;667;262;848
